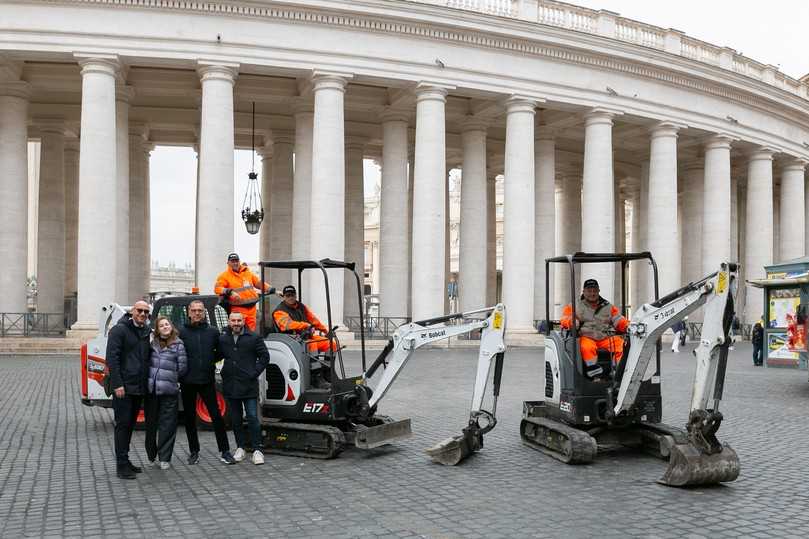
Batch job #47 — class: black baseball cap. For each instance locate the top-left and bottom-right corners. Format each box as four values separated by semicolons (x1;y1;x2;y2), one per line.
583;279;599;289
282;285;297;296
227;252;240;261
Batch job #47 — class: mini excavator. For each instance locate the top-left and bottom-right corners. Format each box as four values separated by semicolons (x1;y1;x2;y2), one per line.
522;252;740;487
258;259;506;465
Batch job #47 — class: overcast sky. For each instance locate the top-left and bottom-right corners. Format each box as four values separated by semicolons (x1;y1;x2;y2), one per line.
150;1;809;268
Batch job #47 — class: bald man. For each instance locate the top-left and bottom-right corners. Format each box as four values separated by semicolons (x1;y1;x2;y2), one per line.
106;300;152;479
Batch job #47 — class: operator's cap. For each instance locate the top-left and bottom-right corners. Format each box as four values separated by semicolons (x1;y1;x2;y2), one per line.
282;285;297;296
583;278;600;289
227;252;240;261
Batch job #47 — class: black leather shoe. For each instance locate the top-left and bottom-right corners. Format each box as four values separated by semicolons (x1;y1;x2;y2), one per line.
127;461;143;474
117;467;137;480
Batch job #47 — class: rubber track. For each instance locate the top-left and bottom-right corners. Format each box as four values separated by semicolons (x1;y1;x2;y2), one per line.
262;421;346;459
520;417;597;464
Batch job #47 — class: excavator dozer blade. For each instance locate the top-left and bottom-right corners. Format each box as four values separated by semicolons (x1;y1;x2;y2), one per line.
425;428;483;466
658;442;740;487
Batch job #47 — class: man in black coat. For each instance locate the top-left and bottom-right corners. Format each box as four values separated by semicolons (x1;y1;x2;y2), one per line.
752;319;764;366
219;311;270;465
106;300;152;479
179;300;235;465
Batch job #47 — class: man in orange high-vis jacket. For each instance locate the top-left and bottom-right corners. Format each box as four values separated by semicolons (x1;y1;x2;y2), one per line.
272;285;336;354
214;253;273;331
560;278;629;380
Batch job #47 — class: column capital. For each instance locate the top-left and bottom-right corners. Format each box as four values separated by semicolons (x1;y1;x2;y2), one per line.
116;85;135;103
379;108;409;124
311;70;352;92
36;118;66;135
64;137;80;153
505;95;539;114
197;61;239;84
584;107;621;126
749;147;776;161
0;80;30;99
345;135;366;152
681;161;704;173
704;133;735;151
258;144;273;159
460;115;489;133
75;54;120;77
415;81;453;102
649;120;686;138
782;158;808;172
271;130;295;146
0;57;23;81
129;121;149;140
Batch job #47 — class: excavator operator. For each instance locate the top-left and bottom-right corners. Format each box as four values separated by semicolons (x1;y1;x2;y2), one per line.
560;278;629;379
272;285;337;355
214;252;274;331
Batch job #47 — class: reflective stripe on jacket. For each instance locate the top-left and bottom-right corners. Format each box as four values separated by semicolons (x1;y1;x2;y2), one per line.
272;301;327;334
560;297;628;340
214;265;270;308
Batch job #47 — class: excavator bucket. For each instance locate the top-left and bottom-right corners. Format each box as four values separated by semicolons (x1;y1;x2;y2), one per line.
425;425;484;466
658;442;740;487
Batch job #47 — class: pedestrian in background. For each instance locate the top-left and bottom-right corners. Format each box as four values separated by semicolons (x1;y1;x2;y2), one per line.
752;319;764;366
219;312;270;465
180;300;235;465
144;316;187;469
106;300;152;480
671;318;687;353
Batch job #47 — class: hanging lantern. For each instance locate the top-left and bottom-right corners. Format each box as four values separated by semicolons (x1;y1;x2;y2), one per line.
241;102;264;235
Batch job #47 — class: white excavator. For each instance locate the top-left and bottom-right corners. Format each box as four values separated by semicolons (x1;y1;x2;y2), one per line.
522;253;741;487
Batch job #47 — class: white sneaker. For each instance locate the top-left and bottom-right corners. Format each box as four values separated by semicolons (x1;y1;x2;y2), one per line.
159;461;170;470
233;448;246;462
252;450;264;465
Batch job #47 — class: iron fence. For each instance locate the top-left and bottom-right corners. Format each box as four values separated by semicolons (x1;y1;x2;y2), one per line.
0;313;66;337
344;316;411;340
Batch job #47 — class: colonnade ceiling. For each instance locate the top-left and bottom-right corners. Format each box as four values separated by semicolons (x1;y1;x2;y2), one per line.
19;59;804;190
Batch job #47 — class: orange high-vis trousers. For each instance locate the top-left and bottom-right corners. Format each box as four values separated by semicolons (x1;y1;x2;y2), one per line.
232;306;257;331
306;335;337;354
580;336;624;365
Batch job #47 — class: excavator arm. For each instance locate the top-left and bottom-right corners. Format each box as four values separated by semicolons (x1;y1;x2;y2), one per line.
362;304;507;465
614;262;740;486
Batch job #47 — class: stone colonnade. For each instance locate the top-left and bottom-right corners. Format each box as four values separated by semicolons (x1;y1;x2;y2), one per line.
3;59;809;333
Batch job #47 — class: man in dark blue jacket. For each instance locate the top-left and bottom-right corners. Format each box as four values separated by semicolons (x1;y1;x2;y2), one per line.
180;300;235;465
219;311;270;465
106;300;151;479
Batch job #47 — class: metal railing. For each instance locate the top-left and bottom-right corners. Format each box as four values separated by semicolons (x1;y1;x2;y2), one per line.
0;313;67;337
344;316;411;340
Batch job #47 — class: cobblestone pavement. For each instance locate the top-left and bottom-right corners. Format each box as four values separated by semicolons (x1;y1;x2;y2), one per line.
1;343;808;538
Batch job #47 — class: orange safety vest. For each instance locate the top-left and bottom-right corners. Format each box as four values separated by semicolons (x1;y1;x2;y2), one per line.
560;297;628;340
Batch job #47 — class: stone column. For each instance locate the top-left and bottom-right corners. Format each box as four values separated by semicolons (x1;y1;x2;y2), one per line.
486;170;497;307
779;159;807;261
36;121;66;314
64;139;80;296
702;135;733;273
681;163;704;284
407;144;415;317
344;136;365;319
458;119;488;313
647;122;681;296
196;62;237;293
744;148;775;324
127;127;147;301
115;86;133;302
271;134;296;286
0;79;30;313
581;110;616;299
555;173;582;317
258;146;272;262
773;186;780;263
502;97;536;333
634;161;651;301
143;144;152;294
309;72;350;327
627;187;640;313
411;83;449;321
731;176;739;262
444;166;452;314
74;57;119;329
292;102;314;299
379;112;410;318
534;127;555;322
613;187;626;305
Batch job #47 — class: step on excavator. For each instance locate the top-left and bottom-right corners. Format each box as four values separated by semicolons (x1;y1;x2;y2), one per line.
521;252;740;487
258;259;506;464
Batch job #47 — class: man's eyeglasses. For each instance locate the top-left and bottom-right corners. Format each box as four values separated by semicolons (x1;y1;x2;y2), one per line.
134;308;150;314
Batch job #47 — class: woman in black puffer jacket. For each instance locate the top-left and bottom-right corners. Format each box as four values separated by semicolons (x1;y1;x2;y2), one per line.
145;316;187;469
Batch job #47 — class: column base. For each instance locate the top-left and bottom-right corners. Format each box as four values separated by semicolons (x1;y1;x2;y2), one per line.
67;325;99;343
505;328;545;347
